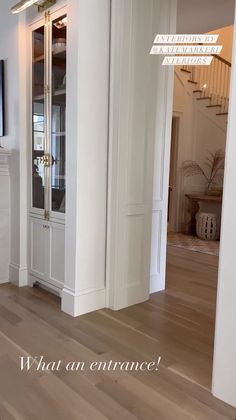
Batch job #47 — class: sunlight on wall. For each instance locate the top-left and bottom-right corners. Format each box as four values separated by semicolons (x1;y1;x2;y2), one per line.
208;25;233;63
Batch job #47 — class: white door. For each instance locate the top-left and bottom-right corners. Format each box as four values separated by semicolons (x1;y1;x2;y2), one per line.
107;0;176;310
150;103;174;293
150;100;176;293
168;118;179;232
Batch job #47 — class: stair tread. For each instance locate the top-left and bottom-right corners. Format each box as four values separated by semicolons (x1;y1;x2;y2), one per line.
179;67;229;118
181;68;191;73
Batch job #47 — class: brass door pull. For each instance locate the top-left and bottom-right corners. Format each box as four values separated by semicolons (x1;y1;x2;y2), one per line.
42;154;51;167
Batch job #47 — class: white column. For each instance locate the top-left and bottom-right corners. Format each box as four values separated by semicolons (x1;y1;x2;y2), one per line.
0;148;11;284
212;2;236;408
61;0;110;316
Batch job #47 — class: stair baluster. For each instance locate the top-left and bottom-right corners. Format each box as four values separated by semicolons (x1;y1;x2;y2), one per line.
181;54;231;115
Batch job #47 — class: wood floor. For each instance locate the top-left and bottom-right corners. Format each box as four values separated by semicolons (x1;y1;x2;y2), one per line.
0;246;235;419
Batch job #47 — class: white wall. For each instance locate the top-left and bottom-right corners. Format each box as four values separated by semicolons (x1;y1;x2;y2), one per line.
172;69;227;231
0;1;28;286
0;2;19;152
212;3;236;407
208;25;233;63
177;0;235;34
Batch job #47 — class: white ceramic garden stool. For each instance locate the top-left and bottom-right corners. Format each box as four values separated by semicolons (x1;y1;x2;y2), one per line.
196;212;220;241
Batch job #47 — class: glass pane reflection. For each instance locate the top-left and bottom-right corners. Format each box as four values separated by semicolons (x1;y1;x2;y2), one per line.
51;14;67;213
32;26;45;209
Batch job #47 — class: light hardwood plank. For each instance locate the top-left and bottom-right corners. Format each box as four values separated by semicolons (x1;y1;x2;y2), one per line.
0;246;235;419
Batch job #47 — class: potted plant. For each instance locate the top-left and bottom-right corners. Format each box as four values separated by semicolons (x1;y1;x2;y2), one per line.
182;149;225;195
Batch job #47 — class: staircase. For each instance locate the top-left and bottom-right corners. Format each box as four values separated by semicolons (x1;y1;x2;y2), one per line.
181;54;231;118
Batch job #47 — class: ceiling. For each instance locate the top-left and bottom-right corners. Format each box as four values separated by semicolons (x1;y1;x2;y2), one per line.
177;0;235;33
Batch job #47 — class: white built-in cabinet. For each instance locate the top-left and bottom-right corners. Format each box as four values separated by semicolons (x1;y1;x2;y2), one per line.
29;8;67;293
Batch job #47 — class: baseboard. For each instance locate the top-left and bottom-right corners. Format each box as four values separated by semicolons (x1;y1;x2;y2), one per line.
61;286;106;317
149;274;165;294
29;274;62;296
9;263;28;287
0;279;9;285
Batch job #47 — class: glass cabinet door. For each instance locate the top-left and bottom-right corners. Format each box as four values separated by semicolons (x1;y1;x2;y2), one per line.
31;13;67;217
32;25;45;210
51;14;67;213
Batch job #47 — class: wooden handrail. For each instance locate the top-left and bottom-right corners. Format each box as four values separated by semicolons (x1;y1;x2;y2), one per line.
213;54;231;67
198;43;231;67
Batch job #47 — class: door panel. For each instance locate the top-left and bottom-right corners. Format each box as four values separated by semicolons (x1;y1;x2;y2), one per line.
150;63;174;293
108;0;176;309
30;217;65;290
150;1;176;294
48;223;65;288
30;218;47;280
150;209;162;291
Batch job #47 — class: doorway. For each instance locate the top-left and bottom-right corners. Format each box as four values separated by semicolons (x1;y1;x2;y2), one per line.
165;30;233;386
107;0;236;407
168;116;180;233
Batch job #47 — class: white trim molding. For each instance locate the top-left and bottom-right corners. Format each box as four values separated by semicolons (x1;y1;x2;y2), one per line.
0;149;11;284
0;148;11;176
212;1;236;407
61;286;106;317
9;263;28;287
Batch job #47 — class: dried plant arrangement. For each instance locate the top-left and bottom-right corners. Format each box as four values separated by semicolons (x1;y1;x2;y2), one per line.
182;149;225;194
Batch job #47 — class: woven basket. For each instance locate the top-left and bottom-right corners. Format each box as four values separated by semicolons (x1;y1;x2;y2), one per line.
196;212;219;241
